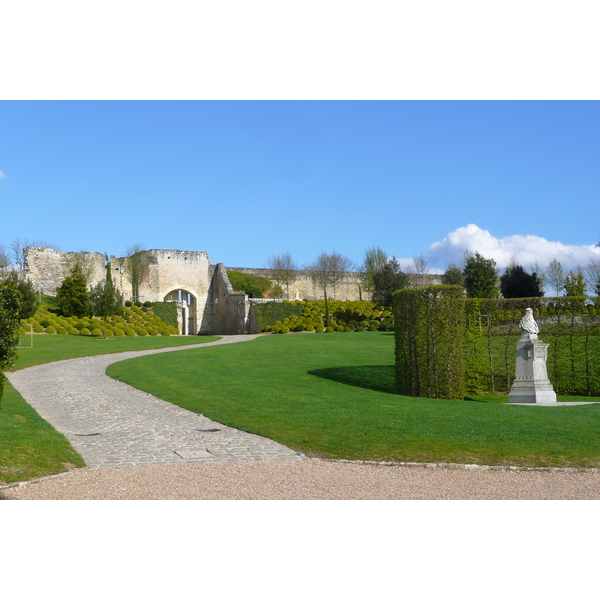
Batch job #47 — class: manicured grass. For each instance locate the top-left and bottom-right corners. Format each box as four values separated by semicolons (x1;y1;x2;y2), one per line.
0;335;220;485
107;332;600;468
13;333;220;371
0;382;85;485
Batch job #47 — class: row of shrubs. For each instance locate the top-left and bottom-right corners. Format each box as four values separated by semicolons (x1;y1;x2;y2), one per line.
258;299;394;334
20;302;180;337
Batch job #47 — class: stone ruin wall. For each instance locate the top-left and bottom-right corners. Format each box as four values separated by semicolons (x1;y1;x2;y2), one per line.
22;247;445;335
23;248;107;295
229;267;444;301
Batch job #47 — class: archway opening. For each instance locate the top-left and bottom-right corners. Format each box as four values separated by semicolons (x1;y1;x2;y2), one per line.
164;289;197;335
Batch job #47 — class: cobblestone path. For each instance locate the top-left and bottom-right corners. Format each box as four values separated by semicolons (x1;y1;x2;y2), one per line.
8;336;304;467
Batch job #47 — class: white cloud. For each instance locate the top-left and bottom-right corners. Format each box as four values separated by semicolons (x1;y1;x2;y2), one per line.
426;224;600;273
0;171;6;179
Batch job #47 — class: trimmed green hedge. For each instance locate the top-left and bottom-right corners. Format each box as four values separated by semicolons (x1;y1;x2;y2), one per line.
393;285;466;399
254;302;304;331
151;302;178;329
227;271;272;298
393;289;600;399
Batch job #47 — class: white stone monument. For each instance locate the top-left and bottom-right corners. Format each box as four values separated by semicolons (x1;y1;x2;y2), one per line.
508;308;557;403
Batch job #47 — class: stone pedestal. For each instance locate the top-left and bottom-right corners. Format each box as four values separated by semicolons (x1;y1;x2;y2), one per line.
508;334;557;403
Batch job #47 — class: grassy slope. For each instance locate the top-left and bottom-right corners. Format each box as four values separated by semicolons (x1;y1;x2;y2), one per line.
0;335;220;485
107;332;600;468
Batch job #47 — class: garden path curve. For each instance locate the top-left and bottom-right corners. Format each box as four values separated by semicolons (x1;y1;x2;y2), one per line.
8;335;304;467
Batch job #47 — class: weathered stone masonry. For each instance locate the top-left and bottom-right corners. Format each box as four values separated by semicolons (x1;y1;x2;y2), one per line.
23;247;442;335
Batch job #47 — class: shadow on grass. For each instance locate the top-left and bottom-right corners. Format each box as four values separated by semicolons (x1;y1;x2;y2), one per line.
309;365;397;394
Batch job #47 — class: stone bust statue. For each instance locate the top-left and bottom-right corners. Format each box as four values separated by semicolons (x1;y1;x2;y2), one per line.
519;307;539;338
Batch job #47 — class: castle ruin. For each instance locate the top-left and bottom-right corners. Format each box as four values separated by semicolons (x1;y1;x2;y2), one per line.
22;247;442;335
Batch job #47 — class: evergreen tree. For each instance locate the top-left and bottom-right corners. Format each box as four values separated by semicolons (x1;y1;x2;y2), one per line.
56;264;90;317
90;262;124;337
463;252;498;298
500;264;544;298
442;264;465;288
1;271;40;319
564;270;586;296
0;278;21;403
372;260;410;307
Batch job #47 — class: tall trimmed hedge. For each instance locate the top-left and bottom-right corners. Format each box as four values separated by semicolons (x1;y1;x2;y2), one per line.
394;290;600;399
151;302;178;329
253;302;304;331
394;285;466;399
465;297;600;396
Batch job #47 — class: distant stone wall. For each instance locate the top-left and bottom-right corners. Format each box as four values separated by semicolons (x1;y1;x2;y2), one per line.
22;247;444;335
23;248;106;295
228;267;444;301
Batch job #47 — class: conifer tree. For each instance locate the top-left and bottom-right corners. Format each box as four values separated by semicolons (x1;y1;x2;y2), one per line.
56;264;90;317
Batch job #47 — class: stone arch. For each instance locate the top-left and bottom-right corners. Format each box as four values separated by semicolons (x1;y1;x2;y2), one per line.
163;288;198;335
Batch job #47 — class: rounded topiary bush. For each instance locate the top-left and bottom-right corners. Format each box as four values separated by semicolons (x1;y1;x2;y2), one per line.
115;328;125;336
68;327;79;335
344;326;353;332
143;301;153;307
91;328;103;336
125;328;136;336
134;301;143;307
147;328;158;336
160;329;171;336
40;318;51;328
33;325;45;333
315;326;324;333
79;328;91;336
45;326;57;334
325;326;334;333
137;328;148;336
279;326;290;334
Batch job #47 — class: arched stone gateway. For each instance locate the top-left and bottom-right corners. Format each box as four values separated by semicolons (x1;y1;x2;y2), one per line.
164;289;197;335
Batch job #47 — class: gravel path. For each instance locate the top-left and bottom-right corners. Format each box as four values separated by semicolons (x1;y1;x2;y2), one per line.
2;459;600;499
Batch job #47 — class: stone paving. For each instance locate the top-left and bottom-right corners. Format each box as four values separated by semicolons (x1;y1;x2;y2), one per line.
8;335;304;467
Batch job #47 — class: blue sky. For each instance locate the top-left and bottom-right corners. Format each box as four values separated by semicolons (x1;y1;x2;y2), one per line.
1;100;599;275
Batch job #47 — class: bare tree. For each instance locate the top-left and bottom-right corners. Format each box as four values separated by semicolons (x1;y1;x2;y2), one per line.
306;251;354;327
0;244;9;269
585;259;600;296
545;258;566;296
10;238;61;269
412;254;430;275
124;243;151;302
359;246;388;294
267;252;298;298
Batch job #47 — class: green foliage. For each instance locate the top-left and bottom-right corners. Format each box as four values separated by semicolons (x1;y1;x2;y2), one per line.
253;302;304;331
56;264;90;317
564;271;586;296
372;261;410;307
500;265;544;298
463;252;498;298
89;263;124;328
227;270;272;298
442;264;465;288
1;272;40;319
394;285;466;399
253;299;395;334
0;279;22;402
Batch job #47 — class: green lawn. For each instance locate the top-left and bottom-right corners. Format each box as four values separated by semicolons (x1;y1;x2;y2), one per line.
0;334;220;485
106;332;600;469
